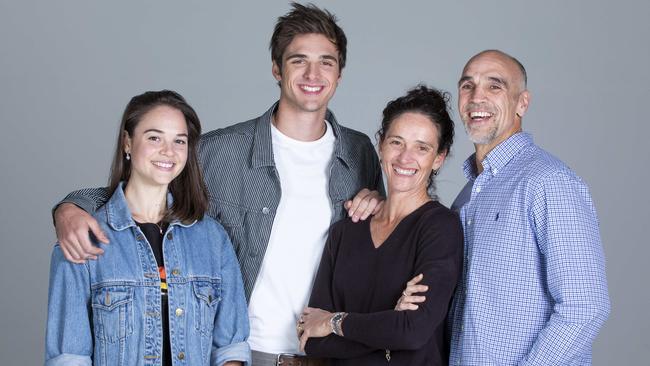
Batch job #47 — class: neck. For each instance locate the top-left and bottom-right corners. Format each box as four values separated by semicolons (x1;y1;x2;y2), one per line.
123;180;168;223
376;190;431;224
473;127;522;174
273;101;328;141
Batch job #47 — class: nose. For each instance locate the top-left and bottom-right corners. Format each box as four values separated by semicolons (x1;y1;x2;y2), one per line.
160;140;174;156
303;62;319;80
469;85;486;103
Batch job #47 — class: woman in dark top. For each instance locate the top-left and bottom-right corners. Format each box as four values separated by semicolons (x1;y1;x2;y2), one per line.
298;86;463;365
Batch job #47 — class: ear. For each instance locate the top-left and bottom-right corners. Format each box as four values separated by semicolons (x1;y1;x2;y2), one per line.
123;130;132;153
272;61;282;82
516;90;531;118
432;151;447;172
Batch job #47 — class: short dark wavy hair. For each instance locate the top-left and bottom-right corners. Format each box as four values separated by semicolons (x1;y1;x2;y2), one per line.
270;2;347;73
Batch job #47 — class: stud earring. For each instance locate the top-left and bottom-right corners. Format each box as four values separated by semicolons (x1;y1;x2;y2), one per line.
432;169;438;176
125;152;131;161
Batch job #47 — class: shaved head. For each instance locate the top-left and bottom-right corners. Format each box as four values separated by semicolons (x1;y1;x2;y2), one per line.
465;50;527;90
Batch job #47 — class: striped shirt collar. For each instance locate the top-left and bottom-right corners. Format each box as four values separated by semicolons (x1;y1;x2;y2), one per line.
251;101;356;170
462;132;534;180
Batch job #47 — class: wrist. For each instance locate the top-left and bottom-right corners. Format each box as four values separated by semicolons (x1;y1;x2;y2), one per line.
330;312;348;336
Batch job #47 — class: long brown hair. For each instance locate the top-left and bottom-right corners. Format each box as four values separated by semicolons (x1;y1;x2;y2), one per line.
108;90;208;223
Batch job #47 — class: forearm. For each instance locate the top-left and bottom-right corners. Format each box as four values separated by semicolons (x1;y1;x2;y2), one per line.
53;187;110;223
305;334;375;359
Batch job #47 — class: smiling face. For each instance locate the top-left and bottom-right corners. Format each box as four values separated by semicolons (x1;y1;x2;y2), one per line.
458;51;530;152
124;105;189;189
272;33;341;117
379;112;446;198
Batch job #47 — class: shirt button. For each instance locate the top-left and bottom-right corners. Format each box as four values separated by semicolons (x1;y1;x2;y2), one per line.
177;352;185;360
166;232;173;240
261;207;270;215
175;308;183;317
171;268;180;276
467;219;472;225
475;186;481;193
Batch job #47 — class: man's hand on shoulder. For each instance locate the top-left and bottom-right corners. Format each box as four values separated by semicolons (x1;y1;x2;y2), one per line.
54;203;109;263
345;188;384;222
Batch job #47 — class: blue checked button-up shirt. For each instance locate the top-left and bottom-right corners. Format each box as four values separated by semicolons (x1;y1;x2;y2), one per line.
448;132;610;366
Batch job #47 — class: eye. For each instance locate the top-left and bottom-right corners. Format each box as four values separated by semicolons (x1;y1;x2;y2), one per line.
291;58;305;65
389;139;402;146
148;135;161;142
418;145;431;153
460;83;473;90
321;60;334;67
489;84;502;90
175;138;187;145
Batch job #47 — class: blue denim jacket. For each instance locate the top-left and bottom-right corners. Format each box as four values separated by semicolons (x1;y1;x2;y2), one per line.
45;183;251;366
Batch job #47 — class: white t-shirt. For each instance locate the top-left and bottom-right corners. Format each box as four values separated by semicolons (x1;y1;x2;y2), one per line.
247;121;336;354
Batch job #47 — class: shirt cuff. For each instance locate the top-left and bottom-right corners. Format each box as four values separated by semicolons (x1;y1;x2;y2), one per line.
211;341;251;366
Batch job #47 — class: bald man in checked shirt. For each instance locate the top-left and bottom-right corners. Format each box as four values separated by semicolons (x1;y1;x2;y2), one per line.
441;50;610;365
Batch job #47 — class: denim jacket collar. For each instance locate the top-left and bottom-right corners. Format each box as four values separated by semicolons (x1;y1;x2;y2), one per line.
463;132;534;180
251;101;359;170
105;182;196;231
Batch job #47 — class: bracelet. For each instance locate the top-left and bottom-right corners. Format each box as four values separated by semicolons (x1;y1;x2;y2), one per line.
330;312;347;336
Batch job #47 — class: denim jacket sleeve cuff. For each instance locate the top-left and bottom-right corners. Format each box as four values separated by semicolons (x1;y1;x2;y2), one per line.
45;353;92;366
211;341;251;366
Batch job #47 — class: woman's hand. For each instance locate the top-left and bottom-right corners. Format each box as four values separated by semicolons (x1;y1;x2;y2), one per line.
395;273;428;311
298;307;334;352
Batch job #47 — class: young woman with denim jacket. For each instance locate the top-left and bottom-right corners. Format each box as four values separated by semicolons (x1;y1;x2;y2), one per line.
45;90;250;366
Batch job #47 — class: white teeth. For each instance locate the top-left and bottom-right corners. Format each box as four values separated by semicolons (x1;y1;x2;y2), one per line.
301;85;322;92
153;161;174;169
470;111;492;118
394;167;416;175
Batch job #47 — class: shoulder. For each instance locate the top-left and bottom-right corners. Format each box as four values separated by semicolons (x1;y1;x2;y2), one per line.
419;202;463;235
200;118;258;145
337;124;375;149
519;144;589;193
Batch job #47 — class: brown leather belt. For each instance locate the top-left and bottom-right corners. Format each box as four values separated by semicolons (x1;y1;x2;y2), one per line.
276;353;329;366
252;351;329;366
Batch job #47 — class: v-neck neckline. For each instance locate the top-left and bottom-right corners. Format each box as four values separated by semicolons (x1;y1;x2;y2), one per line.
367;200;435;250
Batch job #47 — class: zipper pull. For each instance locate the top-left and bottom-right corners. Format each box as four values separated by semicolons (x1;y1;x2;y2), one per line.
385;349;391;362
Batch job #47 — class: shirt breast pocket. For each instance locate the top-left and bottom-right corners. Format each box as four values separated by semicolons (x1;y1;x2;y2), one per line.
192;279;222;337
211;201;246;255
91;285;134;343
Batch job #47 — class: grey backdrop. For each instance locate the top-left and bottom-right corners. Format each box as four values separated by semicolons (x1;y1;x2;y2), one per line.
1;1;648;364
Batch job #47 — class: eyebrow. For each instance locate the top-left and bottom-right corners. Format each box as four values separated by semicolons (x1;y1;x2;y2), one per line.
457;75;509;88
458;76;472;87
286;53;338;63
143;128;188;137
387;135;435;148
488;76;508;88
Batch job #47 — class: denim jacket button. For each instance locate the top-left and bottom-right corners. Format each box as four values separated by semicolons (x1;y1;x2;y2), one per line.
177;352;185;360
166;232;173;240
175;308;183;317
171;268;180;276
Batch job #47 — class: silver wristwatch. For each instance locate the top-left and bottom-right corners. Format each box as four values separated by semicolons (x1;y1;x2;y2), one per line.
330;312;347;336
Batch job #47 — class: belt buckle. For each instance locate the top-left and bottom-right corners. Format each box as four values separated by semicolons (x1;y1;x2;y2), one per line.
276;353;298;365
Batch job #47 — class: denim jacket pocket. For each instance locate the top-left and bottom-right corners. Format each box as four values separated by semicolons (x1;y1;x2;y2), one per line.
91;285;134;343
192;279;222;337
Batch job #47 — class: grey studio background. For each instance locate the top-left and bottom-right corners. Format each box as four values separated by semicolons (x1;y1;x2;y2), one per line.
1;0;648;364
